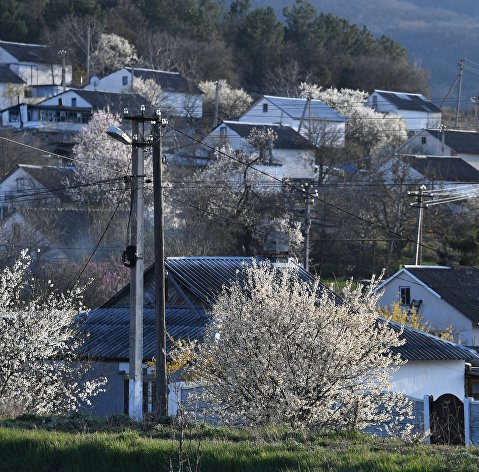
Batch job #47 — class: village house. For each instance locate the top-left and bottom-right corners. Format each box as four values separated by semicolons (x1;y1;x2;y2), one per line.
200;121;318;181
402;128;479;171
366;90;442;132
377;265;479;350
0;40;71;109
0;164;83;218
77;257;479;422
84;67;203;118
238;95;346;146
380;154;479;190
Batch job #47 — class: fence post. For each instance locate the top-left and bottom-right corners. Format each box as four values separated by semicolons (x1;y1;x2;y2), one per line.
423;394;431;444
167;382;184;417
465;397;472;447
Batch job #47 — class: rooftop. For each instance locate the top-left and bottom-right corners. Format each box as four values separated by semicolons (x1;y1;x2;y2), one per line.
220;121;315;150
426;129;479;154
0;65;24;84
262;95;346;123
127;68;202;94
401;155;479;182
374;90;441;113
0;40;55;64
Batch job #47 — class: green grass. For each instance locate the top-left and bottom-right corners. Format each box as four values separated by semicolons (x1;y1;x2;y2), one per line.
1;417;479;472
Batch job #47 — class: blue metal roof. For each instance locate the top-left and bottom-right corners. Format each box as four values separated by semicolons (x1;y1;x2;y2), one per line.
264;96;346;123
80;309;479;363
387;319;479;362
81;307;208;361
104;257;321;308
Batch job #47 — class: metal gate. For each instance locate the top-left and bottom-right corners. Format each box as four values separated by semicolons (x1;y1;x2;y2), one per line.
430;394;464;445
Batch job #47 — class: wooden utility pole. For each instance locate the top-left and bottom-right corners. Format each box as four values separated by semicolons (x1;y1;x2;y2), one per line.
153;112;168;417
303;184;313;272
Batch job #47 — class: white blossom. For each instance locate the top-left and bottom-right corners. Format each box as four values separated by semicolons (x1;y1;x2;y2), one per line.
0;250;106;416
299;84;408;153
193;263;411;431
199;80;252;120
91;34;137;76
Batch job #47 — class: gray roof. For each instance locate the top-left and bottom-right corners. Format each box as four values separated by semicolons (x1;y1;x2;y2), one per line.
81;304;479;363
33;90;149;114
0;65;24;84
401;155;479;182
375;91;441;113
405;266;479;324
0;40;54;64
263;95;346;123
94;256;478;364
80;307;208;361
426;129;479;155
387;320;479;362
104;256;322;309
127;68;202;95
222;122;315;150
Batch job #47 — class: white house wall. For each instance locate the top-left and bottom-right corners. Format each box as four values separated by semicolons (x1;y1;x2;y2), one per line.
391;359;465;399
40;91;92;108
397;110;441;132
379;271;476;345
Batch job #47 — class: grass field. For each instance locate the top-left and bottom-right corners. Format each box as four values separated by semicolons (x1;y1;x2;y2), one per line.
1;415;479;472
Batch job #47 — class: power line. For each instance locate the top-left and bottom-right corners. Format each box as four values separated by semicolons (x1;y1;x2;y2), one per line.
169;125;461;263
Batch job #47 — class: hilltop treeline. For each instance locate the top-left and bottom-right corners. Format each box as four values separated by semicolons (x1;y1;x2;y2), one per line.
0;0;428;93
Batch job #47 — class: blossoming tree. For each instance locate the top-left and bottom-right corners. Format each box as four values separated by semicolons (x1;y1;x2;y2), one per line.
0;251;105;416
193;262;411;431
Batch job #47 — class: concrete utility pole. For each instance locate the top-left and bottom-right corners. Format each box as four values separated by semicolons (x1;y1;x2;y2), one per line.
108;108;169;419
213;80;221;128
455;59;465;128
58;49;67;91
153;113;169;417
409;185;431;266
128;118;145;420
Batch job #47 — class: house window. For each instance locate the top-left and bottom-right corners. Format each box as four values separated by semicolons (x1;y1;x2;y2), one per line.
372;95;378;109
122;76;128;86
71;98;77;107
220;126;227;137
58;98;63;107
399;286;411;305
421;136;427;145
263;103;268;113
16;177;25;191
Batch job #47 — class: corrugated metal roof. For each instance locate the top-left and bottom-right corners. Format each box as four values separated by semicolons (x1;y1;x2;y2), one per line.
81;307;208;361
80;309;479;363
263;96;346;123
387;320;479;361
104;257;321;308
